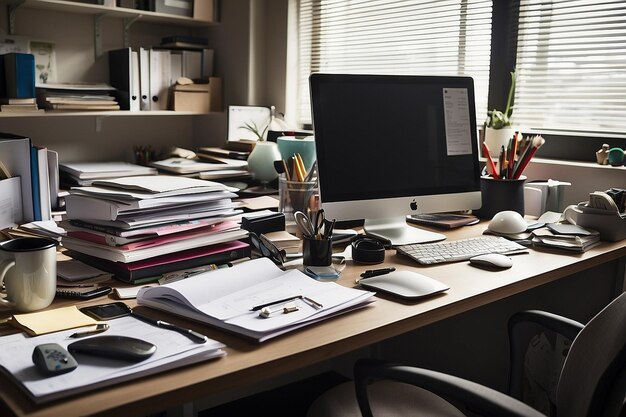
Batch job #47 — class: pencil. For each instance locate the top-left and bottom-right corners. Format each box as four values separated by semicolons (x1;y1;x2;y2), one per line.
513;135;545;179
481;142;500;179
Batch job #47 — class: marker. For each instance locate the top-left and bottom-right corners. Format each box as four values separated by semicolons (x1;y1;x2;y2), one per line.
360;267;396;278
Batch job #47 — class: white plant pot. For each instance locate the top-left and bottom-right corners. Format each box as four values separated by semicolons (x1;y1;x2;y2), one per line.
484;126;516;157
247;141;282;183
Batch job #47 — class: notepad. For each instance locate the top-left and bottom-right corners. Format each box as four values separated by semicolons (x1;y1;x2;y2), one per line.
10;306;98;336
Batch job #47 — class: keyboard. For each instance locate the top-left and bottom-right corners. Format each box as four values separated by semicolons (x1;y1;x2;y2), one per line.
396;236;528;265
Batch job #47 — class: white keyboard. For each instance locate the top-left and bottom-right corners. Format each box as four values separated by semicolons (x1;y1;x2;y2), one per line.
396;236;528;265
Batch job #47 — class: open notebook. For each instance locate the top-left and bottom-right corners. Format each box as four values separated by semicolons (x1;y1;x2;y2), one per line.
137;258;376;342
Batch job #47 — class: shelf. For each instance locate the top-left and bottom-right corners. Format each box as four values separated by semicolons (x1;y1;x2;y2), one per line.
0;110;220;117
1;0;215;26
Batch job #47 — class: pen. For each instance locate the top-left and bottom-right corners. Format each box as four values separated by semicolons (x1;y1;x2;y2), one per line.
360;267;396;278
250;295;323;311
69;323;109;338
130;311;208;344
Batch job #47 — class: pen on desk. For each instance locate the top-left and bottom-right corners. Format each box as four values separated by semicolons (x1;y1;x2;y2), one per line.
130;311;208;344
251;295;323;311
69;323;109;339
360;267;396;278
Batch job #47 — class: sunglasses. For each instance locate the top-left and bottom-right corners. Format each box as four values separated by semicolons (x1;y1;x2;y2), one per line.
248;232;286;267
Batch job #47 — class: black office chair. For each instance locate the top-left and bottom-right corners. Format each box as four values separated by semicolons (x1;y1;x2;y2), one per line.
307;292;626;417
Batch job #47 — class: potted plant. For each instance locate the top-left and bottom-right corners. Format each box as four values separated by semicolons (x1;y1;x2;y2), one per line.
483;70;517;157
241;119;281;185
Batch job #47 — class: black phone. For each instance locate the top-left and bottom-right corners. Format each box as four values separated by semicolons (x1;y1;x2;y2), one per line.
79;302;132;320
56;286;112;300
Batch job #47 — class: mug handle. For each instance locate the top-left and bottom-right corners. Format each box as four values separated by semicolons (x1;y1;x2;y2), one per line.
0;260;16;307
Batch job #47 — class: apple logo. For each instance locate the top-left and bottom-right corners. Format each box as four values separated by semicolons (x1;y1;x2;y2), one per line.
410;199;418;211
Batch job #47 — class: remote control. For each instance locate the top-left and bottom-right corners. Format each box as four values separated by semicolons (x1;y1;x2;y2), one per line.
32;343;78;376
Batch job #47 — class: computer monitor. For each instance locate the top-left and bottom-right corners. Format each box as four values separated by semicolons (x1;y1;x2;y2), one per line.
309;73;482;245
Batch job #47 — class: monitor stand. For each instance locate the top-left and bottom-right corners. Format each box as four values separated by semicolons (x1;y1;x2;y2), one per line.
364;217;446;246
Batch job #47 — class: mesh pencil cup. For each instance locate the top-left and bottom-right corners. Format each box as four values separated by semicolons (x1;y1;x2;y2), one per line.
278;177;319;223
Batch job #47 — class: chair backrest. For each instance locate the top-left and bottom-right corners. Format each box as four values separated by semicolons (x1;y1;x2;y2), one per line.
556;291;626;417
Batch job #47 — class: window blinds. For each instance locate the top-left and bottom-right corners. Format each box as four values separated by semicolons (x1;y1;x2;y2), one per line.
514;0;626;136
296;0;493;125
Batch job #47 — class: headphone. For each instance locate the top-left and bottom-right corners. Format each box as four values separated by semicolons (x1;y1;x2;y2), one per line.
351;235;389;264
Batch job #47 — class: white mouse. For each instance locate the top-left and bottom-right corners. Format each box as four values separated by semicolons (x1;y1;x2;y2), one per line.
488;211;527;234
469;253;513;269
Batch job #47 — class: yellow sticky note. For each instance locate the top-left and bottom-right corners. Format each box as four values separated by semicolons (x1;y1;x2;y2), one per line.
10;306;98;336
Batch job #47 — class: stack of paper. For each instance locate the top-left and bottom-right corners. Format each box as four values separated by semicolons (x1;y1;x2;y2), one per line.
137;257;376;342
61;175;249;283
36;82;120;111
150;156;248;181
0;316;225;403
532;227;601;252
59;161;157;187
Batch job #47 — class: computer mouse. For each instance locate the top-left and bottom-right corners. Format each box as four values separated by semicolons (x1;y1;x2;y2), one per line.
68;335;156;362
357;270;449;299
469;253;513;269
488;211;528;234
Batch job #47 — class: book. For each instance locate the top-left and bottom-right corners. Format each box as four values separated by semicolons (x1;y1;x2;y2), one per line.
0;134;34;221
108;47;140;111
196;146;250;160
3;52;35;98
136;257;376;342
61;227;247;263
66;240;249;282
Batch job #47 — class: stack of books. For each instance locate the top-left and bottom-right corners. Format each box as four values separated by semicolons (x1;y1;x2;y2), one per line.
36;82;120;111
0;97;43;113
61;175;249;283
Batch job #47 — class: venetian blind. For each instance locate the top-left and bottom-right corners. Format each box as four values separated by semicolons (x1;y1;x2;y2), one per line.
296;0;493;126
514;0;626;136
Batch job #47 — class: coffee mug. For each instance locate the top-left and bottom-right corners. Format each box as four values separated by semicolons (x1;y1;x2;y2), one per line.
0;237;58;312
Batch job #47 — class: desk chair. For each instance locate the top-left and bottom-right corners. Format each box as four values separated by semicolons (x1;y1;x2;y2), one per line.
307;292;626;417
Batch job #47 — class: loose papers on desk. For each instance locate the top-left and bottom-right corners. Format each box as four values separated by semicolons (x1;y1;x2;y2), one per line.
0;316;225;403
137;257;376;343
151;156;247;175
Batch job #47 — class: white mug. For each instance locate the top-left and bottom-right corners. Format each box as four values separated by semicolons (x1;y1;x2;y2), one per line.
0;237;58;312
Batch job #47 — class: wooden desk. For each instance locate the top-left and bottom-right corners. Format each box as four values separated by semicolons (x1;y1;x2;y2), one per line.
1;223;625;417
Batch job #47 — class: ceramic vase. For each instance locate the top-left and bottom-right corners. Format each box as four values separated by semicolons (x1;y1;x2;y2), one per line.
247;141;281;183
483;126;516;157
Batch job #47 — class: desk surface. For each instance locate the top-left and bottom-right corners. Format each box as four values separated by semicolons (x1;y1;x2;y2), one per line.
1;222;625;417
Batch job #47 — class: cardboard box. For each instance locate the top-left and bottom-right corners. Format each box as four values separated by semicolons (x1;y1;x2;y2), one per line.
171;77;221;113
193;0;214;21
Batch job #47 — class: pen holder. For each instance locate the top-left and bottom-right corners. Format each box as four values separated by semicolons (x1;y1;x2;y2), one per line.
279;177;319;223
474;176;526;219
302;236;332;266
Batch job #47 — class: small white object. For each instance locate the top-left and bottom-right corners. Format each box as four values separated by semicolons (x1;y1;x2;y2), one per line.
469;253;513;269
488;210;528;234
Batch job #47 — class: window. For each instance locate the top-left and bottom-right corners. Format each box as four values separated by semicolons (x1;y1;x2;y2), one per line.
296;0;493;126
514;0;626;137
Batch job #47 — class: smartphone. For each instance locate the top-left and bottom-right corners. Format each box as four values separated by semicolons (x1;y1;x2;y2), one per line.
56;286;112;300
79;302;132;320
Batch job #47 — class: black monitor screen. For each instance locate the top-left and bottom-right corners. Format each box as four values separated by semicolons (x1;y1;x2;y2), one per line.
310;74;481;205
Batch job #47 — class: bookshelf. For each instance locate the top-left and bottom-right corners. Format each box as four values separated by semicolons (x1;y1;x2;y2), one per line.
0;0;228;162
